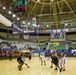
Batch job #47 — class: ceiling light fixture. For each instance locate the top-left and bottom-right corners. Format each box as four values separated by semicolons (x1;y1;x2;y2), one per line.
37;0;40;2
8;11;11;14
51;0;54;1
23;21;25;24
46;25;49;27
17;17;20;20
28;22;30;25
38;25;40;27
13;14;16;17
3;6;6;9
65;23;68;26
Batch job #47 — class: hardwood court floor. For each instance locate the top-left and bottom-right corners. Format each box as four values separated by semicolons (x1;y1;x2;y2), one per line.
0;57;76;75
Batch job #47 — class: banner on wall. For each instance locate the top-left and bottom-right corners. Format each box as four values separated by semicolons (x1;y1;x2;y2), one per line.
32;50;51;53
56;50;72;53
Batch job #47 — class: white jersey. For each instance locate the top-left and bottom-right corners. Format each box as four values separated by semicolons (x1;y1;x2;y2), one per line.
60;52;66;64
61;52;65;59
40;52;45;61
40;52;45;57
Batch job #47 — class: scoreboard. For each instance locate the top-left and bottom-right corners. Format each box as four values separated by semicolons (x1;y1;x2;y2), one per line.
14;0;25;12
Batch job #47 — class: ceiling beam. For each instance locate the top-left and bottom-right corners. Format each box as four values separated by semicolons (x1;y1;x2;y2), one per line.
32;0;64;5
57;0;65;25
52;2;58;29
36;11;74;16
28;2;38;17
38;0;45;22
71;0;76;11
26;0;31;4
64;0;76;17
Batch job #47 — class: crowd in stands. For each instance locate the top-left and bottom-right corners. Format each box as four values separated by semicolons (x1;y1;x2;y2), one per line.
0;43;22;60
0;42;38;60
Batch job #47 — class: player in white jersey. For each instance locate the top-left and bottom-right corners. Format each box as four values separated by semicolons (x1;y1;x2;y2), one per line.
40;48;46;65
60;50;66;71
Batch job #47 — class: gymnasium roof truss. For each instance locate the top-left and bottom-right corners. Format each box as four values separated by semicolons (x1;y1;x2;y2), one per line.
0;0;76;29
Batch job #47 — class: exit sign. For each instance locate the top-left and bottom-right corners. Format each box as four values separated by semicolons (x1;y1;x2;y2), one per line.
14;0;25;12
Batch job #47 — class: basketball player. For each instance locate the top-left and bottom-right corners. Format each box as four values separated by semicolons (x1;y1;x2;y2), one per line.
60;50;66;71
40;48;46;65
17;55;24;71
47;51;54;68
53;51;62;72
17;54;29;71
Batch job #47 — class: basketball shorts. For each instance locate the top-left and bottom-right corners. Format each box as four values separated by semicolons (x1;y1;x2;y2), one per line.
40;56;45;61
60;58;65;64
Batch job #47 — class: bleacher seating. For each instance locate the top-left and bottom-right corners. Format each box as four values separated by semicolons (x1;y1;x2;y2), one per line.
11;44;40;50
2;41;10;46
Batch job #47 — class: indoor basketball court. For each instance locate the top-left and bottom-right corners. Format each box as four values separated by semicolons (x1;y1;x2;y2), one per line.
0;0;76;75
